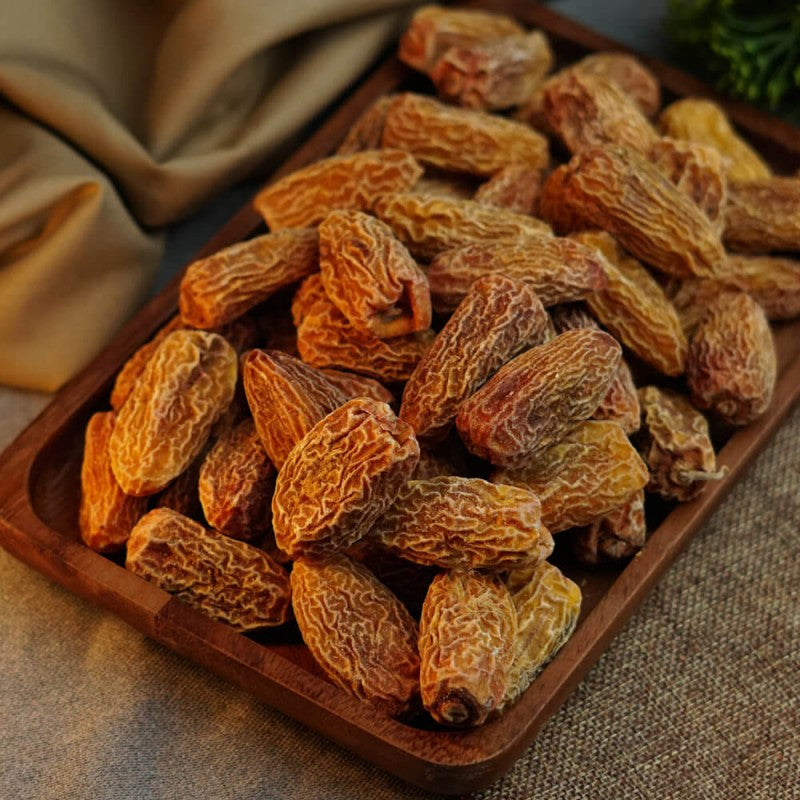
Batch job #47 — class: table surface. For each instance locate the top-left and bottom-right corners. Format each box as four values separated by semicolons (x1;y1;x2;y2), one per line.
2;2;799;798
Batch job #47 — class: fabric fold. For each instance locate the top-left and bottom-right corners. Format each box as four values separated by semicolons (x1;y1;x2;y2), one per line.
0;0;419;391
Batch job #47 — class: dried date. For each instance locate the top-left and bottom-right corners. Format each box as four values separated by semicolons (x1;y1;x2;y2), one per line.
319;209;431;338
79;411;149;553
398;5;525;73
538;145;726;280
242;349;347;469
271;398;419;558
456;329;622;468
570;230;688;376
426;234;607;312
400;273;551;442
429;31;554;111
382;92;549;177
109;330;238;496
686;291;777;426
497;561;581;711
126;508;291;632
373;192;551;262
492;420;649;533
198;418;276;539
419;569;516;727
368;476;554;571
636;385;724;502
253;149;422;230
179;228;319;328
290;553;420;717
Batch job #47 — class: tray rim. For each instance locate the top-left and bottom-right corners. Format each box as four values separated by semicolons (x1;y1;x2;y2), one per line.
2;2;800;794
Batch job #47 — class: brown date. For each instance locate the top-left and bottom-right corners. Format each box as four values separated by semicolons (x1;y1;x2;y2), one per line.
368;476;554;571
398;5;525;74
79;411;149;553
538;145;726;280
126;508;291;632
242;348;348;469
198;418;276;539
108;330;238;496
400;273;551;443
686;291;777;426
253;149;422;230
426;234;607;313
290;554;420;717
636;385;724;502
570;230;688;376
372;192;551;262
271;398;419;559
492;420;649;533
456;329;622;469
419;569;517;727
294;280;435;383
497;561;581;711
319;209;431;338
179;228;319;329
382;92;549;178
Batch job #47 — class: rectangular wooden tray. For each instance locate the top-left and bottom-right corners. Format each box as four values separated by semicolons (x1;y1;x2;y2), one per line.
1;2;799;794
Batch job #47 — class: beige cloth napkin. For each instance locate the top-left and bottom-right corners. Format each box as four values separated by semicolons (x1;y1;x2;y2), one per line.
0;0;419;392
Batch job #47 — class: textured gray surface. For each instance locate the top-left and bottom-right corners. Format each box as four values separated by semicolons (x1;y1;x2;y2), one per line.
2;2;800;798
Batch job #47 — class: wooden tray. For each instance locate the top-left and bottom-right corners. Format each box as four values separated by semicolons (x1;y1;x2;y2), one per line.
1;2;799;794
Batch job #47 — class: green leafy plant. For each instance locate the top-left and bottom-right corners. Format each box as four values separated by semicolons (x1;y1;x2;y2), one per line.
667;0;800;107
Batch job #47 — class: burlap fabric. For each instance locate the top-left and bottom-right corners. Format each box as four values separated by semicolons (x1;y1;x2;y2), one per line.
1;400;798;799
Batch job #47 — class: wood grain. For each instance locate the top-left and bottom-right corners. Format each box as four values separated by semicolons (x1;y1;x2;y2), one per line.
1;2;799;793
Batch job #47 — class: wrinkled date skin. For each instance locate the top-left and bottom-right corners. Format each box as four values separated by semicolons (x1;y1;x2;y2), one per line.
657;97;771;181
496;561;581;713
473;164;543;216
539;145;726;280
551;302;641;435
648;137;727;233
515;52;661;130
426;234;608;313
456;329;622;469
571;230;688;376
198;418;277;539
179;227;319;329
253;149;423;230
428;30;554;111
372;192;551;262
492;420;649;533
636;385;723;502
242;348;348;470
272;397;419;559
572;488;646;564
368;476;554;571
397;5;524;73
382;92;549;178
669;255;800;330
541;70;658;156
419;570;517;727
290;554;420;717
336;94;395;155
400;273;551;443
109;330;238;496
294;277;436;383
687;291;777;427
126;508;292;632
79;411;149;553
723;177;800;253
319;368;395;405
319;209;432;338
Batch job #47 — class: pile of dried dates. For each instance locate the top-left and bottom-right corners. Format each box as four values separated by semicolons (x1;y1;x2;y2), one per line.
79;5;799;728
